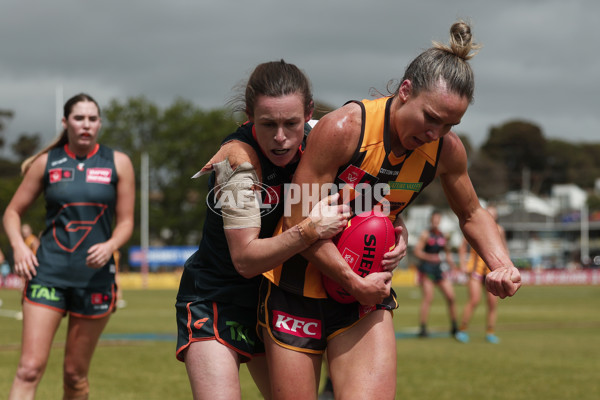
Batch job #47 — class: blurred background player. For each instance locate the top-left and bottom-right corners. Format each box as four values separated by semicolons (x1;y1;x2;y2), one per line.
21;223;40;255
3;93;135;400
455;205;506;344
1;247;11;304
413;209;458;337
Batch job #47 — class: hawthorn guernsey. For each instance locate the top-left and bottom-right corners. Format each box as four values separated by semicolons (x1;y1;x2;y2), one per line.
322;211;396;303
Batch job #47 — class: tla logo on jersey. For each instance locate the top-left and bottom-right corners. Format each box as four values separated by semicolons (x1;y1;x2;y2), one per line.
49;168;75;183
86;168;112;184
272;310;321;339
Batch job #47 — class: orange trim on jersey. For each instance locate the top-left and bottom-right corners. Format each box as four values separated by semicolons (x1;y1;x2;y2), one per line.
63;143;100;159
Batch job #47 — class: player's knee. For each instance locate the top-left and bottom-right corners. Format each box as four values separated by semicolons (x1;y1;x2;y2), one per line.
15;359;46;384
63;373;89;400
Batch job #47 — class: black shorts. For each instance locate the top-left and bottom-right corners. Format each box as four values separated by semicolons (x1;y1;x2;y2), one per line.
258;278;397;354
23;280;116;318
175;299;265;363
418;262;444;283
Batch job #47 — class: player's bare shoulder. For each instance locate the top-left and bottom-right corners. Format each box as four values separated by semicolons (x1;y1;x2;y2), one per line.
307;103;362;163
194;140;262;180
439;130;468;175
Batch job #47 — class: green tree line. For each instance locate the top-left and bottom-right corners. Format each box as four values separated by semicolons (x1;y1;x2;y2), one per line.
1;99;600;265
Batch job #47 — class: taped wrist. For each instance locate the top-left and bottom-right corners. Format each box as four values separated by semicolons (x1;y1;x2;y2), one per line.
297;217;319;245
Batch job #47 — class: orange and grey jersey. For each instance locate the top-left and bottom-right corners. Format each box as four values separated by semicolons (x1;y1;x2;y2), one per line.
264;96;444;298
35;144;117;288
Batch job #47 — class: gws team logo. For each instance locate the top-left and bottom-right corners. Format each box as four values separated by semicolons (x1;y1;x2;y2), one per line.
52;202;108;252
207;181;281;219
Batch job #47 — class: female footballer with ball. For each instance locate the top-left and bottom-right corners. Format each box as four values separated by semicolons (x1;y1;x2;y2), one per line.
259;20;522;399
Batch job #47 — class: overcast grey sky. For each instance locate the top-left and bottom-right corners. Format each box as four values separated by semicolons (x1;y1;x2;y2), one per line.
1;0;598;159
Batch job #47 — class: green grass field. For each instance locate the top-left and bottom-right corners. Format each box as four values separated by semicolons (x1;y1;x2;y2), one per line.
1;284;599;399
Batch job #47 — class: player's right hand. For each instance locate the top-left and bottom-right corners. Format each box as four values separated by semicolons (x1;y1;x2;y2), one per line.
309;193;351;240
351;271;393;306
13;243;38;281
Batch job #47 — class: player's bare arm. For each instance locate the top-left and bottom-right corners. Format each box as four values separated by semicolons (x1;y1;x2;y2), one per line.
439;132;521;297
3;154;46;279
207;141;348;278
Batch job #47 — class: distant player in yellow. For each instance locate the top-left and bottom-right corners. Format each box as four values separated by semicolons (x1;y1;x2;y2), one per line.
455;205;506;344
21;223;40;255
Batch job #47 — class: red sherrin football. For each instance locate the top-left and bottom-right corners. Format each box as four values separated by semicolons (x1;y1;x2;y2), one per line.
322;211;396;303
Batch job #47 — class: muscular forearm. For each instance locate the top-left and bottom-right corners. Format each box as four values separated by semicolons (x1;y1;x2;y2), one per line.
300;240;365;294
461;218;510;271
231;224;315;278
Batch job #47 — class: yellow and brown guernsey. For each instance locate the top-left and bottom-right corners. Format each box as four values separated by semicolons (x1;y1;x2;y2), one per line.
466;246;491;277
264;96;444;298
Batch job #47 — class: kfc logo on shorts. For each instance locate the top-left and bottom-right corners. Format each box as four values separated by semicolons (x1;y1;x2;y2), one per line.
86;168;112;184
272;310;321;339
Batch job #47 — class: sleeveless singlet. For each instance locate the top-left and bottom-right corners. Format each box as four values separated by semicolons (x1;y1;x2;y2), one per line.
35;143;118;288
